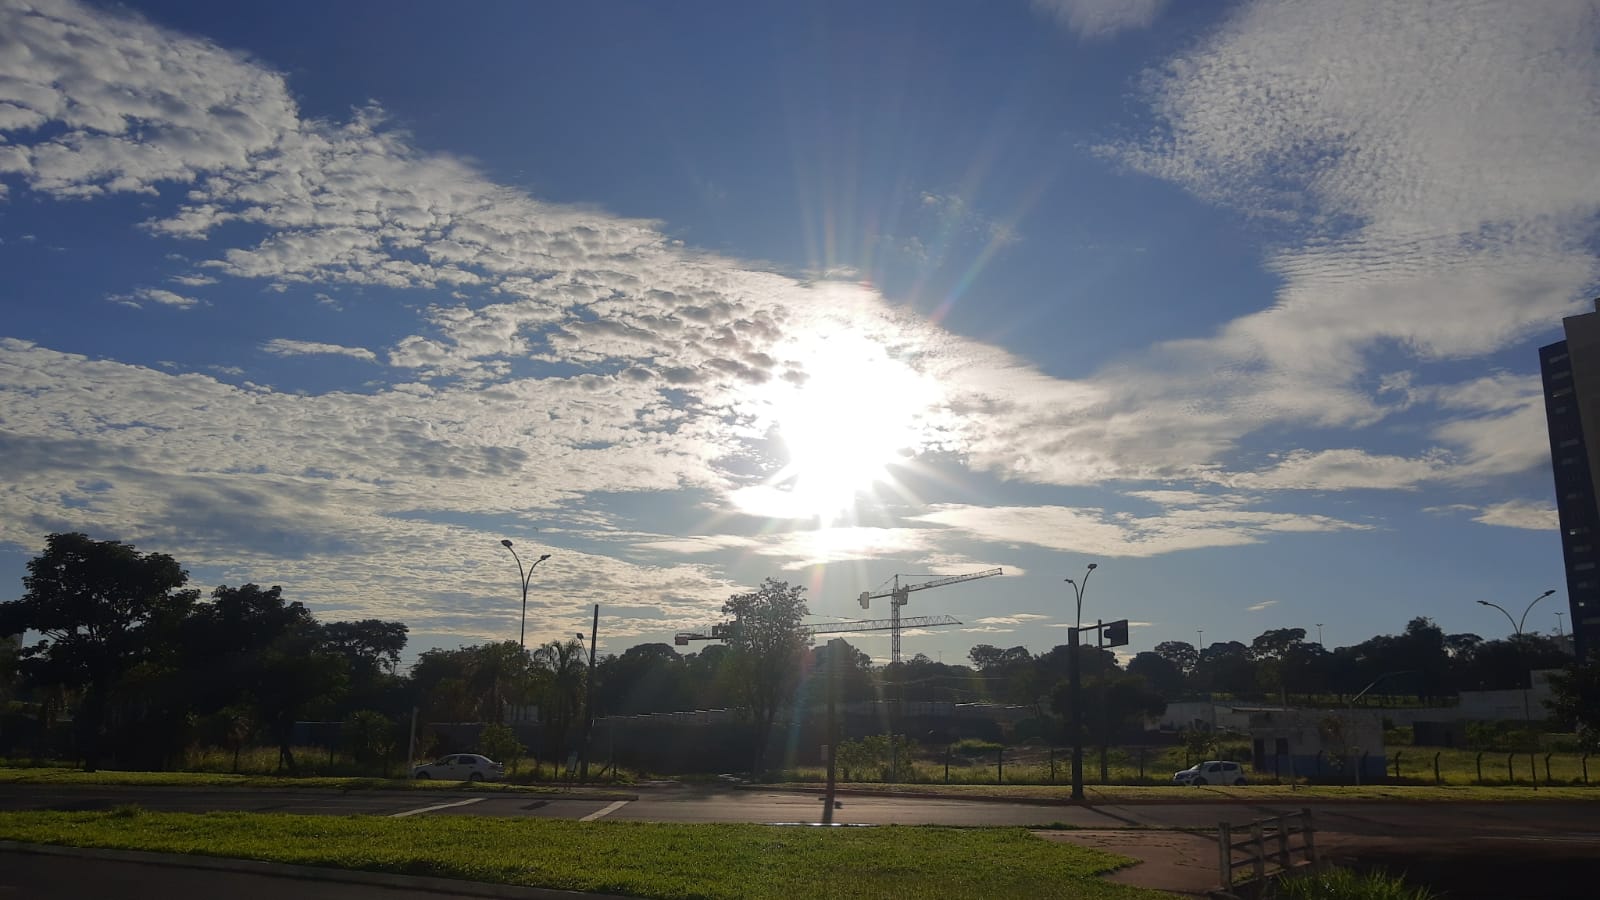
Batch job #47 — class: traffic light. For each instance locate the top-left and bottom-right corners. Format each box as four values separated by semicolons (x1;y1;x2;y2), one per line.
1103;618;1129;647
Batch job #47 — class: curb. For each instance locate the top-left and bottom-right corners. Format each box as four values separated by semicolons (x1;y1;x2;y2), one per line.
0;840;635;900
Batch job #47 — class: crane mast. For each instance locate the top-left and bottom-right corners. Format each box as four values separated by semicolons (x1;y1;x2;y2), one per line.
856;568;1002;664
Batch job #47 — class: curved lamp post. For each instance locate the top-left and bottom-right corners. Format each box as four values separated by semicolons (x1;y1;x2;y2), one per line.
501;540;550;652
1476;589;1556;637
1063;562;1097;801
1476;589;1556;721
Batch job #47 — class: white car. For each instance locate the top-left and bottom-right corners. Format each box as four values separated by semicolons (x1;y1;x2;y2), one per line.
1173;760;1248;786
412;753;505;782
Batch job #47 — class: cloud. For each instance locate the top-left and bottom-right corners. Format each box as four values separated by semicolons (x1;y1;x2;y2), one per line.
1472;500;1558;531
1245;599;1278;612
0;0;1590;647
106;287;203;310
973;614;1051;626
913;498;1369;558
1031;0;1167;39
261;339;378;362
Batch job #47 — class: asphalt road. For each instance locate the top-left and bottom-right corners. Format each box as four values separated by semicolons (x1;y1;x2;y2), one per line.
1;782;1597;841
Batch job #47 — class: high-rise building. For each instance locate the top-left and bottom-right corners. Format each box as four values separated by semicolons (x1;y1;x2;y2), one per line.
1540;301;1600;665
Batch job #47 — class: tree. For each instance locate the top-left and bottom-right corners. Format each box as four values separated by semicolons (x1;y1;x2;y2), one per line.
0;533;198;770
1128;651;1185;699
721;578;811;772
531;639;585;760
1545;652;1600;750
325;619;409;676
1154;641;1198;678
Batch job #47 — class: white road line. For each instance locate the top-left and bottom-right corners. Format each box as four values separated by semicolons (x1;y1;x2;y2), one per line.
389;797;484;818
579;800;629;822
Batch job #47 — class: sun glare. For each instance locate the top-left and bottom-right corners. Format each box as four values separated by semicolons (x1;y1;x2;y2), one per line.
747;332;939;521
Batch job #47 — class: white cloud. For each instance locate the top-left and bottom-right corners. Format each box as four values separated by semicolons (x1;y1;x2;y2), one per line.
261;339;378;362
913;499;1369;558
1031;0;1167;39
1245;599;1278;612
974;614;1051;626
107;287;203;310
1472;500;1558;532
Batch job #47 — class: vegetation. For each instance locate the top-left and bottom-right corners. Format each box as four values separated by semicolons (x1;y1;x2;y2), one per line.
721;578;812;772
0;809;1158;900
1268;867;1436;900
0;532;1588;782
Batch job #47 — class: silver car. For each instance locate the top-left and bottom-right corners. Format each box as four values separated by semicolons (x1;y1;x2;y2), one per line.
1173;760;1247;786
411;753;505;782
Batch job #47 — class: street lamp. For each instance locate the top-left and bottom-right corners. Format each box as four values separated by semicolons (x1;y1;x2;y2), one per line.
1063;563;1097;801
1476;590;1556;721
500;540;551;652
1476;589;1556;637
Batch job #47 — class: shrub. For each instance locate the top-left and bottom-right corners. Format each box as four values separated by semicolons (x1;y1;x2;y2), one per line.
1270;867;1436;900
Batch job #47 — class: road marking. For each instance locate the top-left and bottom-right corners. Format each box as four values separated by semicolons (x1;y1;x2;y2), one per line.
389;797;483;818
580;800;629;821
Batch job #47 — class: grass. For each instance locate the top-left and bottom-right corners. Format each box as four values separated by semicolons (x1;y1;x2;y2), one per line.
760;781;1600;803
0;766;633;795
0;809;1161;900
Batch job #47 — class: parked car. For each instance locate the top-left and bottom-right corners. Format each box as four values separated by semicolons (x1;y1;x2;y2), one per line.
1173;760;1247;786
412;753;505;782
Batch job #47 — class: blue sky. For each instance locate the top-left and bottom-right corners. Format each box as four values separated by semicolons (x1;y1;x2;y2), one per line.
1;0;1594;666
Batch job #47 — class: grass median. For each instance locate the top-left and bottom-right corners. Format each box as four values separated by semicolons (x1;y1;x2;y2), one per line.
0;808;1157;899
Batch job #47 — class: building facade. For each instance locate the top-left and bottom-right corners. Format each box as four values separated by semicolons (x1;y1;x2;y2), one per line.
1540;301;1600;664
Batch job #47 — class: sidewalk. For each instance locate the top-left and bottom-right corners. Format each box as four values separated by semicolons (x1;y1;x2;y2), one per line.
1036;830;1222;896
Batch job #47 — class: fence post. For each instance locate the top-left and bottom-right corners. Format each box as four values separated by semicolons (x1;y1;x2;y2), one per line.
1049;746;1056;783
1529;752;1537;791
1301;808;1318;866
1434;751;1441;786
1275;814;1290;869
1393;750;1401;781
1475;751;1483;785
1506;753;1514;784
1544;753;1553;786
944;744;951;784
1583;753;1590;785
1219;822;1233;890
1138;746;1146;782
1251;822;1266;880
997;747;1004;785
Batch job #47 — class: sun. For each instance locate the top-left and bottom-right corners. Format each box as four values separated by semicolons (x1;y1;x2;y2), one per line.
743;332;939;521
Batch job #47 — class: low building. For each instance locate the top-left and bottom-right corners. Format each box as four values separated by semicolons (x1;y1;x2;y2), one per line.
1247;709;1386;781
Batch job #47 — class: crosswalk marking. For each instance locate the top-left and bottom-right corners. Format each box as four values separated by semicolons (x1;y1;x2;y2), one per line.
580;800;629;821
390;797;484;817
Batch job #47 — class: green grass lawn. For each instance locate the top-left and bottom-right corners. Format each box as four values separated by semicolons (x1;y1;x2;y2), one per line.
0;767;630;796
0;809;1158;900
776;781;1600;803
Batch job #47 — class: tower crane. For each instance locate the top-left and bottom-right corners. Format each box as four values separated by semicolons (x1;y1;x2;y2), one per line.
674;614;963;646
857;568;1002;664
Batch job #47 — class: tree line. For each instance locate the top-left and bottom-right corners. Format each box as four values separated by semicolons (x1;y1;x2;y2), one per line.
1;533;1592;773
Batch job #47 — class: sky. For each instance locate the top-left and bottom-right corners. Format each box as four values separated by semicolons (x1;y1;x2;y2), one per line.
1;0;1596;667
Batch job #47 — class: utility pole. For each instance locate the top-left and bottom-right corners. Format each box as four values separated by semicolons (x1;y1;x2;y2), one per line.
823;639;838;824
1098;619;1109;785
579;604;598;780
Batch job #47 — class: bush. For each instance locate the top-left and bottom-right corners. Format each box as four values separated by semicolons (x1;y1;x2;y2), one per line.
1269;867;1436;900
478;724;525;773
